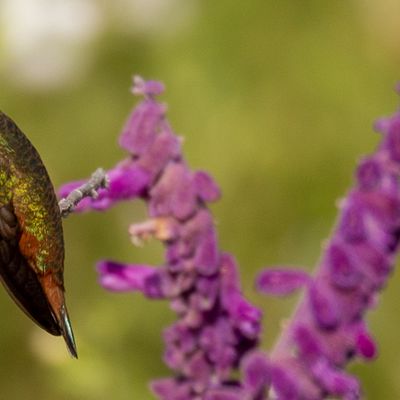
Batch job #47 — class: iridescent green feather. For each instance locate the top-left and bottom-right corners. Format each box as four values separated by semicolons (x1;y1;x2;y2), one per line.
0;111;64;274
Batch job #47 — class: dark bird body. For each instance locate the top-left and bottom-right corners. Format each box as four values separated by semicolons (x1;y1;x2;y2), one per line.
0;111;77;358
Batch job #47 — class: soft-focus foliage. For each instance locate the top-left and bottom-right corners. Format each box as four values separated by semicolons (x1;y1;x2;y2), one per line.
0;1;400;399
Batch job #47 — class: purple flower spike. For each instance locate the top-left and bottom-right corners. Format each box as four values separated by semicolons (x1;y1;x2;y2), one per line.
62;76;263;399
258;90;400;398
256;267;310;295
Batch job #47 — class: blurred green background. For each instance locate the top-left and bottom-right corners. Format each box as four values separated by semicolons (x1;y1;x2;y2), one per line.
1;0;400;398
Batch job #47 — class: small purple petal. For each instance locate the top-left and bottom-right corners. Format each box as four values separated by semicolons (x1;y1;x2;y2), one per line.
359;191;400;232
196;276;220;310
219;255;261;337
96;260;157;292
293;325;323;364
163;344;185;370
181;306;203;328
355;326;377;359
177;210;214;258
203;318;237;347
271;366;300;400
132;75;165;97
200;320;237;376
220;257;262;335
326;243;363;290
137;126;181;180
193;228;220;276
356;158;382;191
169;298;188;314
189;290;215;312
309;282;340;330
339;200;367;243
165;209;214;264
213;346;237;380
193;171;221;202
173;271;197;295
150;378;191;400
143;270;172;299
119;100;166;155
165;241;185;264
183;352;212;393
374;117;391;134
149;162;197;220
312;360;360;399
241;351;271;395
164;323;196;355
222;290;262;338
107;161;150;199
196;275;220;297
256;268;310;296
353;243;391;284
219;253;242;292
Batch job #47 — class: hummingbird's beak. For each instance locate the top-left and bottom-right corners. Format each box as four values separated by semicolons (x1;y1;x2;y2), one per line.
59;304;78;358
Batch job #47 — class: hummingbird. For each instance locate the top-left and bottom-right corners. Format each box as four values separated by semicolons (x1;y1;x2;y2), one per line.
0;111;77;358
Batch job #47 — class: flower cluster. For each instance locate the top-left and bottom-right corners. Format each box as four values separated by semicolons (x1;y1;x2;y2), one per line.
60;77;269;399
255;93;400;399
60;76;400;399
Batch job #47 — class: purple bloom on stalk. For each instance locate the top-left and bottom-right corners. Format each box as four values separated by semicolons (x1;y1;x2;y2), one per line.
60;76;268;399
256;93;400;398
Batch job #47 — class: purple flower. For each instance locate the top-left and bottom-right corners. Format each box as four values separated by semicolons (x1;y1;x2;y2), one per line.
256;268;310;296
257;95;400;398
60;76;266;399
